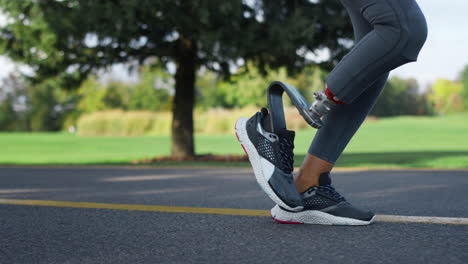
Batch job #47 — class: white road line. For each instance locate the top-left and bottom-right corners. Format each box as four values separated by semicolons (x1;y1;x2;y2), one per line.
376;215;468;225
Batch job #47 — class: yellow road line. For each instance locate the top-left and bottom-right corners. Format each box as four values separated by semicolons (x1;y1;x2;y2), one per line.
1;165;468;172
1;198;467;225
0;198;270;217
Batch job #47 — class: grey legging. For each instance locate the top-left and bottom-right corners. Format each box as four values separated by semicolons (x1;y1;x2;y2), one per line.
308;0;427;164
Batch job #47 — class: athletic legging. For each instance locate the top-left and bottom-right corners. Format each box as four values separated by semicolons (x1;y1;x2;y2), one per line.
308;0;427;164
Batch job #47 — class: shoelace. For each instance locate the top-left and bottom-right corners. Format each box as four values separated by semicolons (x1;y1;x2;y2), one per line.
278;136;294;173
318;184;346;202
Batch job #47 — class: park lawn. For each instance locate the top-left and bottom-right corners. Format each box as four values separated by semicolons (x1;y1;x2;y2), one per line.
1;113;468;168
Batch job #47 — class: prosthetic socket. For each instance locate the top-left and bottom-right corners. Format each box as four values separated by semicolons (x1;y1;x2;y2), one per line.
308;89;340;128
266;82;340;130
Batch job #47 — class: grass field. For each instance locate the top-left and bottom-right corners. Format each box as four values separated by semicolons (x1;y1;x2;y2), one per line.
2;114;468;168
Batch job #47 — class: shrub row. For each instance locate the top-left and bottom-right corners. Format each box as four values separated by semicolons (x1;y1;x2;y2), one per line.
77;110;171;136
76;107;310;136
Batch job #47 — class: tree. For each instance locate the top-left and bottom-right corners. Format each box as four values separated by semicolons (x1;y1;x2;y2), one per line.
0;73;28;131
0;72;81;131
27;81;61;131
0;73;23;130
459;65;468;110
371;77;432;117
129;65;172;111
0;94;17;130
0;0;352;157
429;79;464;114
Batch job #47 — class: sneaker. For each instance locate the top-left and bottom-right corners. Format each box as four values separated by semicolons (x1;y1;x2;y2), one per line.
271;172;375;225
235;108;303;211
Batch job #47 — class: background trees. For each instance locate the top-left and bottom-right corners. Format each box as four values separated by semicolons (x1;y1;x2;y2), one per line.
1;0;467;157
429;79;464;114
371;77;433;117
0;0;352;157
459;65;468;109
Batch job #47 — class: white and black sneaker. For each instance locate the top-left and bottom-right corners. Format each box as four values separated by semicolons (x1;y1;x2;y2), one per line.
271;172;375;225
235;108;303;211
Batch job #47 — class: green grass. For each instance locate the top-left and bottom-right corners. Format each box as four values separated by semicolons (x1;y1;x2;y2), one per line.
2;113;468;168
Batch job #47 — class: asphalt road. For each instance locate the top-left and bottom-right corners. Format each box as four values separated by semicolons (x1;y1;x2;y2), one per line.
0;167;467;264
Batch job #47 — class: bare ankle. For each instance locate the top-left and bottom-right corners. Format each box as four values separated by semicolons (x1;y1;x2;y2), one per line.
295;154;333;193
295;170;319;193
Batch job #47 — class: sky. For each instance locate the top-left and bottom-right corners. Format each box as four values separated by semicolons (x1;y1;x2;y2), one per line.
0;0;467;91
389;0;468;89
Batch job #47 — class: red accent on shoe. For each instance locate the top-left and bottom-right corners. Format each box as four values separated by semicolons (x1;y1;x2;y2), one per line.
240;144;249;157
235;131;249;157
325;87;346;105
235;131;241;141
272;216;303;224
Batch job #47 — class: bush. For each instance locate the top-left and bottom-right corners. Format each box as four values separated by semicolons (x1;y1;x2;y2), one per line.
371;77;433;117
77;110;171;136
77;107;310;136
428;79;464;114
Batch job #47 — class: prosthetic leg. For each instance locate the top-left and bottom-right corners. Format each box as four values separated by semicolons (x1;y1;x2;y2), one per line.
267;81;339;130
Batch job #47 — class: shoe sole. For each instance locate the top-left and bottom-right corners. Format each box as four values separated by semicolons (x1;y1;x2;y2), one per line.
270;204;375;226
235;117;303;212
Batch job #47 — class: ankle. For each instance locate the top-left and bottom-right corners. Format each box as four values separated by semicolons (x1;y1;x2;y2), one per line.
296;153;334;192
295;171;320;193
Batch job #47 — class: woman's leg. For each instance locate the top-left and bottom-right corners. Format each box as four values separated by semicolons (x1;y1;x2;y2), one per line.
327;0;427;104
273;0;427;224
296;0;407;191
296;75;388;191
306;0;427;130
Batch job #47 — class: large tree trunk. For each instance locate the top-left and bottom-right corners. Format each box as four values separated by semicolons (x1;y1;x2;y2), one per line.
171;37;197;158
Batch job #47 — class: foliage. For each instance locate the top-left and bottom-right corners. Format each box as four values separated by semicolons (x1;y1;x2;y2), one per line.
27;80;61;131
0;73;78;131
428;78;464;114
0;0;351;80
0;64;174;132
0;94;17;130
74;64;172;124
0;73;27;131
371;77;433;117
78;70;167;113
128;65;172;111
77;78;131;112
459;65;468;109
196;64;326;109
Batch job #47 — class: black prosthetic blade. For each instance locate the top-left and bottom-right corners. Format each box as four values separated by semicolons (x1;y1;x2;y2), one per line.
267;81;322;132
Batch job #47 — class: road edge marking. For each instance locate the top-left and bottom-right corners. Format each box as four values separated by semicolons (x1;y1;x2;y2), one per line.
375;215;468;225
0;198;270;217
1;198;467;225
1;165;468;172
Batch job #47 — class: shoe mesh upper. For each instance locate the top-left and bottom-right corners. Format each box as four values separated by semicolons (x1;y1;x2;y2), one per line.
277;130;294;173
300;173;346;210
302;194;337;209
255;135;276;163
246;111;296;174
